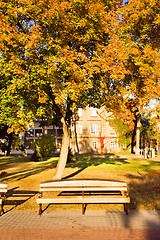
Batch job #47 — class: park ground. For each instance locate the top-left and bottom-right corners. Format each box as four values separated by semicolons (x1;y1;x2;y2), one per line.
0;153;160;239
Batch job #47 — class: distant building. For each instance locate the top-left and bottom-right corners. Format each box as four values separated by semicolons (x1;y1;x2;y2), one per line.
23;122;62;150
70;106;120;154
23;107;122;154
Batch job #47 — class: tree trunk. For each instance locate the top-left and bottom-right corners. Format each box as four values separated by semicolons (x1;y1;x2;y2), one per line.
6;133;13;156
73;120;79;154
53;117;70;180
135;114;141;155
157;130;159;155
131;123;136;154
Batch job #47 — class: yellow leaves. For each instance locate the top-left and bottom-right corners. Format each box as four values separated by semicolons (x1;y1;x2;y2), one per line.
155;58;160;79
0;0;159;128
154;12;160;25
36;106;46;117
60;0;71;11
38;92;48;104
25;25;41;51
129;47;139;56
119;0;160;47
143;45;159;63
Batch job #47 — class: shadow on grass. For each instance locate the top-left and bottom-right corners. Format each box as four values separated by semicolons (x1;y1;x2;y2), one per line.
128;175;160;210
66;155;160;181
119;174;160;239
1;154;159;184
0;157;58;182
0;156;32;170
0;155;130;182
67;156;129;169
62;168;86;180
63;155;129;180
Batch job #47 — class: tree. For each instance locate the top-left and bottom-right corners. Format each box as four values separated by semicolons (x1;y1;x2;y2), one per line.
31;134;56;161
1;0;159;178
112;0;160;154
0;124;25;156
0;124;13;156
0;0;127;179
108;99;135;152
140;113;157;157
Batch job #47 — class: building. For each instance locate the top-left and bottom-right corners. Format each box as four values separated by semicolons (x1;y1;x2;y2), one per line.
24;122;62;150
23;107;121;154
71;106;120;154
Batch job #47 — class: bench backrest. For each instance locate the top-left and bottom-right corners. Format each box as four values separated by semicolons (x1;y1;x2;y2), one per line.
40;180;128;192
0;183;8;194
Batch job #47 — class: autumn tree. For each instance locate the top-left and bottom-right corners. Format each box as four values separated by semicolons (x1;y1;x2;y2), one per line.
147;102;160;154
0;124;13;156
1;0;159;178
140;113;157;153
113;0;160;154
106;97;137;153
0;0;128;179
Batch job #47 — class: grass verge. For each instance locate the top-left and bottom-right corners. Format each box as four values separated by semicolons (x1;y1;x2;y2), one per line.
0;154;160;213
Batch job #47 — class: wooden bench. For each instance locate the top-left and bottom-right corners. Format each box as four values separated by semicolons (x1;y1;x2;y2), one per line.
37;179;130;215
0;183;8;216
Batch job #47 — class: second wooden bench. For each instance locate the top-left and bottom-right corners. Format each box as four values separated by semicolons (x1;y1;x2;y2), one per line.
0;183;8;216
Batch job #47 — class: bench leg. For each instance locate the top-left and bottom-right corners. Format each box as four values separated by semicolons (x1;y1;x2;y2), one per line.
0;201;4;216
82;190;85;214
0;204;2;216
124;203;128;215
38;192;43;215
38;204;42;216
82;204;85;215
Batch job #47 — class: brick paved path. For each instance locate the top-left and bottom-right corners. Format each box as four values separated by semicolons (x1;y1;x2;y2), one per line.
0;228;160;240
0;210;160;240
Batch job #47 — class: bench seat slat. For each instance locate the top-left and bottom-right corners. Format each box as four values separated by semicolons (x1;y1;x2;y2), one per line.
0;189;7;193
37;196;130;204
40;187;128;192
0;183;8;187
40;181;127;188
0;183;8;194
0;183;7;193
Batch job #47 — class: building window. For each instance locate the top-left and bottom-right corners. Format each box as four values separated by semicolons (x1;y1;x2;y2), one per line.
35;129;42;137
26;129;34;137
92;141;97;149
91;124;98;134
90;107;97;116
110;141;115;148
57;129;63;137
110;132;116;135
78;124;82;134
47;129;54;136
25;139;33;149
78;108;82;117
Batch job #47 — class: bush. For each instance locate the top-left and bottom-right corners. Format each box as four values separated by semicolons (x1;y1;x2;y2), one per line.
12;135;27;156
67;147;74;163
0;133;26;156
31;134;56;161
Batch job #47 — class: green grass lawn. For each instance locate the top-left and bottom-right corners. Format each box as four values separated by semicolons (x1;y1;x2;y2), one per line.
0;154;160;213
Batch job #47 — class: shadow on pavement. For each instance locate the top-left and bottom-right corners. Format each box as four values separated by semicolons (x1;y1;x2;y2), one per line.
3;187;38;214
